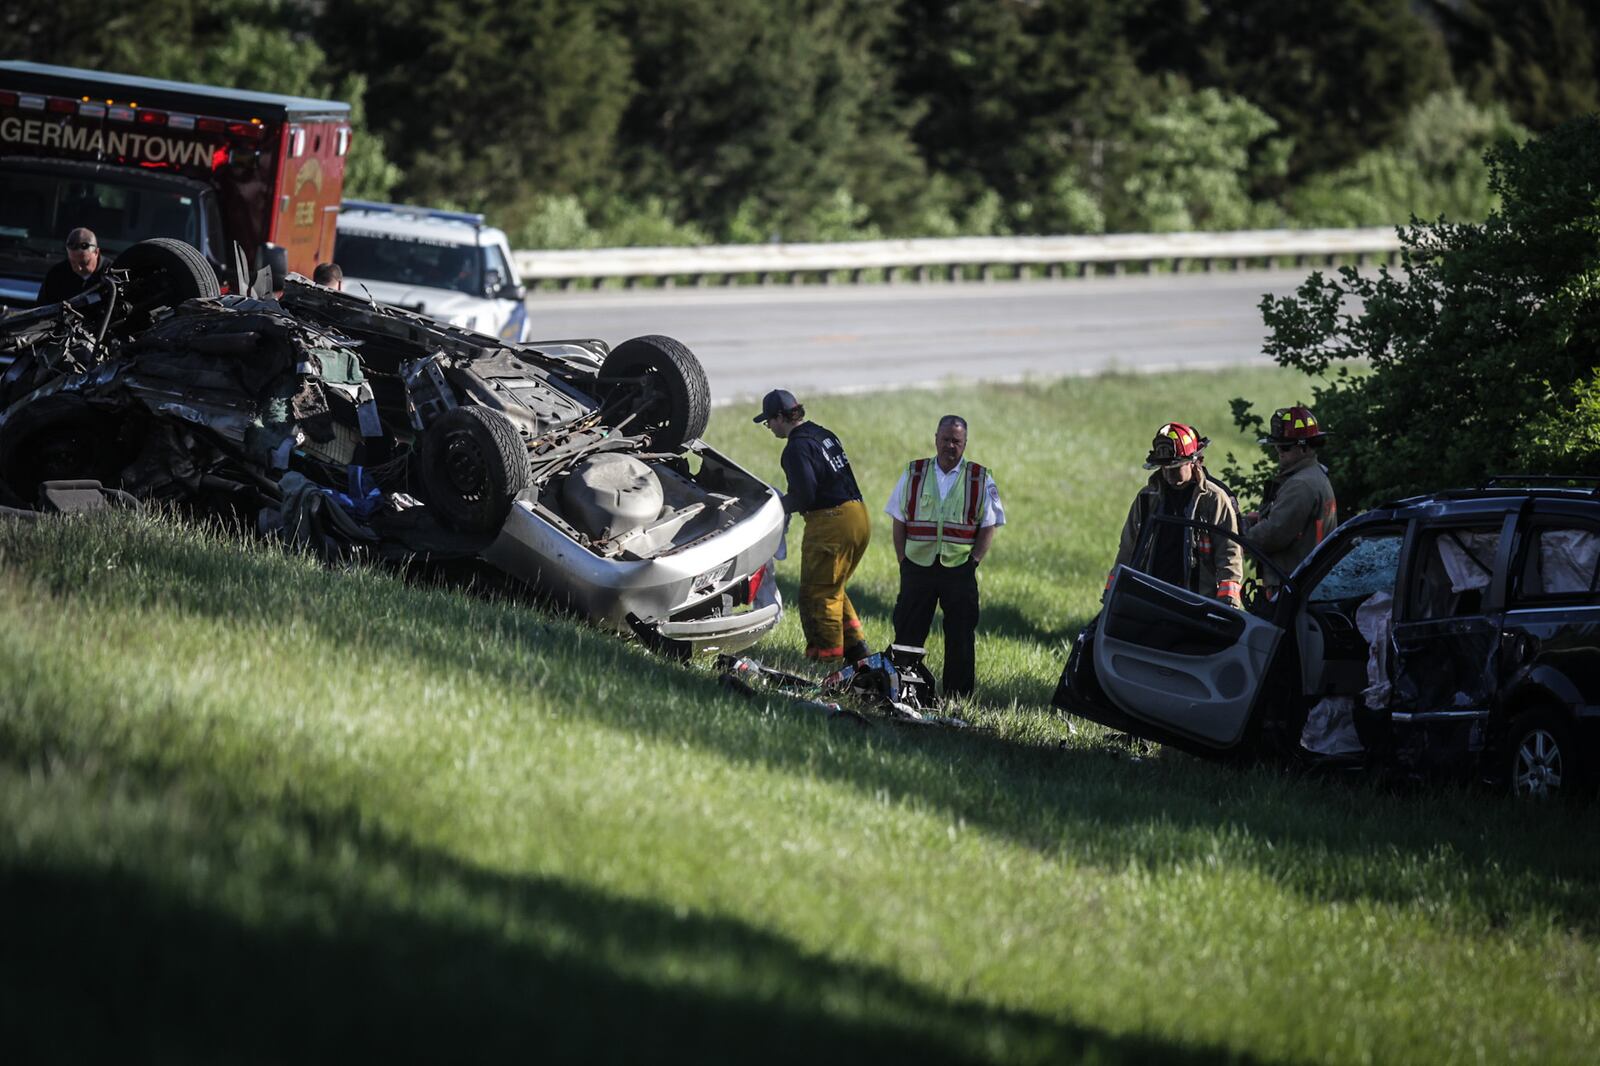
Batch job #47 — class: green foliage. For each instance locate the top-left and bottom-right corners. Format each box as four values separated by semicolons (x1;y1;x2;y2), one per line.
510;194;711;251
318;0;632;218
726;189;882;245
1110;86;1291;233
892;0;1156;235
603;0;928;243
1431;0;1600;130
1243;116;1600;509
1289;90;1527;227
1522;368;1600;475
1130;0;1454;184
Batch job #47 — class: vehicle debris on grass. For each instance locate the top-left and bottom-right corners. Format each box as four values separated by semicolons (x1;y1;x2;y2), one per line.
718;644;970;729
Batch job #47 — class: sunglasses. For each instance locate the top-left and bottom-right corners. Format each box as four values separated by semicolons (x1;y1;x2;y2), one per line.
67;242;97;251
1275;443;1299;453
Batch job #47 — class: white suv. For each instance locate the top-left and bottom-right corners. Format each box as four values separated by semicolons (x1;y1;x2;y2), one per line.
333;200;528;341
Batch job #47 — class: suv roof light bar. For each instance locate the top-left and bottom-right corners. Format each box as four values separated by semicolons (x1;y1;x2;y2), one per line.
340;198;485;227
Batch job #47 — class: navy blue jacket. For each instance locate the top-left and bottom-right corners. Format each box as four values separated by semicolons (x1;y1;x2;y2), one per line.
779;422;862;514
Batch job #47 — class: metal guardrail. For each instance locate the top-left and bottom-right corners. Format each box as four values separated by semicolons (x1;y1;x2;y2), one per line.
512;227;1404;289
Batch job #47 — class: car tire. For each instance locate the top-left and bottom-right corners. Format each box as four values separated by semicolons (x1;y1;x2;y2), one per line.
0;394;123;503
419;405;530;533
599;335;710;452
1506;706;1582;800
115;238;221;308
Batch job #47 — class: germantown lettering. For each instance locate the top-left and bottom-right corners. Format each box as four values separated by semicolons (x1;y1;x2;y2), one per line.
0;116;214;168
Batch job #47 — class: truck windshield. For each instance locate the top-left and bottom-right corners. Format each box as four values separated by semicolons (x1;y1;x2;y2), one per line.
0;168;210;259
335;232;484;295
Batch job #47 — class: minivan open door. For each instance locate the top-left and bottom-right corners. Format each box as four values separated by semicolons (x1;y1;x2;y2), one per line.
1091;518;1289;753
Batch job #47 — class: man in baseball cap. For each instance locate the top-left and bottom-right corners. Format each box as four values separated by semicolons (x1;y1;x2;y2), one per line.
756;389;873;662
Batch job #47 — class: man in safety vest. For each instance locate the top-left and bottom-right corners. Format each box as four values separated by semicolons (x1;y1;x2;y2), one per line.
756;389;873;662
1110;422;1243;607
1243;405;1339;589
885;415;1004;700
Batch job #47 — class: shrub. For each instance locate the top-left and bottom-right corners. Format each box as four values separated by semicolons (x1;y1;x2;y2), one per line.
1231;115;1600;509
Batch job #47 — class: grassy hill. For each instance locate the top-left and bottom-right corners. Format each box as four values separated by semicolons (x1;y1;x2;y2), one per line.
2;369;1595;1063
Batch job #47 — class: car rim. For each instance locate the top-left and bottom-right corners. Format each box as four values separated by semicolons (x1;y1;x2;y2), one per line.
443;432;488;500
1513;728;1563;799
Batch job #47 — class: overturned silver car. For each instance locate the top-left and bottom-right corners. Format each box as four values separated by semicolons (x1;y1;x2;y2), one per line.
0;238;784;655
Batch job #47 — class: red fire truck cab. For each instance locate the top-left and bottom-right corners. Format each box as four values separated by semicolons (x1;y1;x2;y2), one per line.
0;61;350;306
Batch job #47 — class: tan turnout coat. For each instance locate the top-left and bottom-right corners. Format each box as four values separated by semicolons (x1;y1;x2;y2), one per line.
1111;471;1244;607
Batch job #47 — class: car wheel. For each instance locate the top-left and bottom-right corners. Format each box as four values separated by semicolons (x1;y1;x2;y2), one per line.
0;394;124;504
599;335;710;452
419;406;530;533
115;238;221;310
1506;707;1581;800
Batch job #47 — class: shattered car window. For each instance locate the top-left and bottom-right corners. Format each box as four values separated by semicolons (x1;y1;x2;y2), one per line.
1307;532;1403;605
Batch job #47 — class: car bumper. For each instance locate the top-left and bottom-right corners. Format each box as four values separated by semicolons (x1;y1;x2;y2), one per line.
481;490;787;652
637;596;784;658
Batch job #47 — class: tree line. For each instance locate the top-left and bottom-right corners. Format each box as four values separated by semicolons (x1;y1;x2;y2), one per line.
6;0;1596;248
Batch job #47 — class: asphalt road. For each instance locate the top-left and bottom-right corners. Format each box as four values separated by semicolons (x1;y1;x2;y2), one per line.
523;270;1315;403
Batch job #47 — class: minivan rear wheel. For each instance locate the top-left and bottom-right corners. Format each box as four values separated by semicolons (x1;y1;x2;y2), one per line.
1506;707;1580;800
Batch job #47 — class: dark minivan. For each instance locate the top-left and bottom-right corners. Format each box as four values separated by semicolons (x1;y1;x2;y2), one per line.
1055;483;1600;798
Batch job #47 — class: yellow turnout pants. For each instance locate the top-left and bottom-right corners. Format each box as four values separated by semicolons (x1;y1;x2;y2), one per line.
798;500;871;659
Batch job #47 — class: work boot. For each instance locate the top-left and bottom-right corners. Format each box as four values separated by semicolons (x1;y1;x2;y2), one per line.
843;639;871;663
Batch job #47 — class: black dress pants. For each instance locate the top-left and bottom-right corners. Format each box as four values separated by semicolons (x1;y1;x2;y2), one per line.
892;557;980;697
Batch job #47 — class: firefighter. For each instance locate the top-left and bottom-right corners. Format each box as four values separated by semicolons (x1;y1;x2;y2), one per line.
885;415;1004;700
755;389;872;662
1109;422;1243;607
1243;405;1339;588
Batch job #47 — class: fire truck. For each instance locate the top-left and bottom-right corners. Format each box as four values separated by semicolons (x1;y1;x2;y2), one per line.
0;61;351;306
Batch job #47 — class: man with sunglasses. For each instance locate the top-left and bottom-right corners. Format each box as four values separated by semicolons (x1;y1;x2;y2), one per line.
1243;405;1339;592
36;228;108;306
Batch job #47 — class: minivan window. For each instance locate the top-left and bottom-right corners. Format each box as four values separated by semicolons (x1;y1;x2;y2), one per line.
1306;532;1403;605
1410;526;1501;619
1512;525;1600;602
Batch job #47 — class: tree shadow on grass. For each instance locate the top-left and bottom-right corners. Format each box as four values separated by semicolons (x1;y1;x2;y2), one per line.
11;514;1600;943
0;791;1258;1066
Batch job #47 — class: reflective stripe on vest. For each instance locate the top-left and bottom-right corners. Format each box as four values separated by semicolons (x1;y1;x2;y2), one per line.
903;457;988;566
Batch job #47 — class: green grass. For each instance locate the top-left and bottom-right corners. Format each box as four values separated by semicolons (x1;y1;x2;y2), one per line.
2;368;1596;1063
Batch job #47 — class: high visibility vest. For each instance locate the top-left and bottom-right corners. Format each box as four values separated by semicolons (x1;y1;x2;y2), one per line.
902;457;989;567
